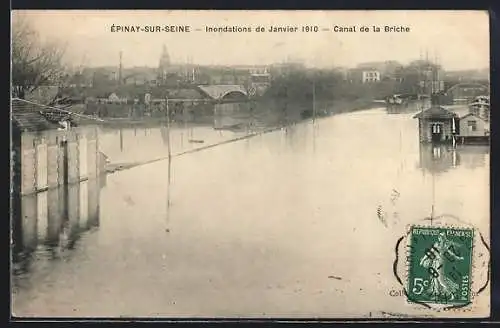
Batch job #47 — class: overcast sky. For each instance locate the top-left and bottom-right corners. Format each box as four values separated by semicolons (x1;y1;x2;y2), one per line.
12;10;489;71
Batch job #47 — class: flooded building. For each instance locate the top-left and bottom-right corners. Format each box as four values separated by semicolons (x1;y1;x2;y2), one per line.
11;98;102;196
413;105;458;143
459;113;489;136
413;103;489;145
457;113;490;144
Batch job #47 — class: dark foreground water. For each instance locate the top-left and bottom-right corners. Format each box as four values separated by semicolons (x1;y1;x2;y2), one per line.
11;108;490;318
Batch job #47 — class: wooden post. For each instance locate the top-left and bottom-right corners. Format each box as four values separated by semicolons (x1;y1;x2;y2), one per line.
35;137;49;192
67;182;80;237
47;188;62;246
47;132;59;189
21;134;37;195
78;132;88;182
21;194;37;250
166;153;172;232
67;132;79;184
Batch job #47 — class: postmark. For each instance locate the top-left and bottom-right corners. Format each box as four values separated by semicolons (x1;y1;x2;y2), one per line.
406;226;473;306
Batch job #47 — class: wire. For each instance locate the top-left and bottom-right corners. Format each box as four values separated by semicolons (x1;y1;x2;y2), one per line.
11;97;106;122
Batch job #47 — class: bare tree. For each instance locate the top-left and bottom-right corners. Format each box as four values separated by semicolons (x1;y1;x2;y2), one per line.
11;16;66;100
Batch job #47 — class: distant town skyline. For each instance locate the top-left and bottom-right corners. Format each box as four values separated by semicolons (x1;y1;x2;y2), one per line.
12;10;489;71
69;59;489;73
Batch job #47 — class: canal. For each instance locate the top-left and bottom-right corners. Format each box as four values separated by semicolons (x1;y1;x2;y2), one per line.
11;107;489;318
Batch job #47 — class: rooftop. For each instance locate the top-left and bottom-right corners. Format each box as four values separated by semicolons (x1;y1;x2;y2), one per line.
413;105;458;119
459;112;488;121
64;85;207;100
11;98;78;132
469;101;490;107
445;105;470;118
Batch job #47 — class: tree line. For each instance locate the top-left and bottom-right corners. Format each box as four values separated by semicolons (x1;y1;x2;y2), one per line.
11;16;66;101
263;70;399;103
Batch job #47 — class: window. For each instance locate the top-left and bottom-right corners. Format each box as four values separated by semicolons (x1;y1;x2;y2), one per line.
432;124;441;134
468;120;477;132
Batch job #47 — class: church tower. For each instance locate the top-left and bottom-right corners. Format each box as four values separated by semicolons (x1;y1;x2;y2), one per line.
157;45;171;84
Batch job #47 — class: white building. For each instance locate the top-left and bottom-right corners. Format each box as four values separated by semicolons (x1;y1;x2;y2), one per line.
362;71;381;83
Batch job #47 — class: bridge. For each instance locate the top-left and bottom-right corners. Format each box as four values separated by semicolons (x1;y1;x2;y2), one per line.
444;82;489;104
197;85;248;101
445;82;489;94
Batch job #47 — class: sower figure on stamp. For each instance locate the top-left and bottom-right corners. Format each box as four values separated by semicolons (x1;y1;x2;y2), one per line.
419;232;464;300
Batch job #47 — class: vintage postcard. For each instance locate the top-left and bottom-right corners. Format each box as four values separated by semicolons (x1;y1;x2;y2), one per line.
10;10;490;319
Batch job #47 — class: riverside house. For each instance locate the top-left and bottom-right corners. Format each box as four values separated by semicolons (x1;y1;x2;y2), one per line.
413;105;457;143
457;113;489;144
413;104;489;145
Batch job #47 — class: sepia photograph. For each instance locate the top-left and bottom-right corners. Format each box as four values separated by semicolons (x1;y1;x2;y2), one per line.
10;10;490;319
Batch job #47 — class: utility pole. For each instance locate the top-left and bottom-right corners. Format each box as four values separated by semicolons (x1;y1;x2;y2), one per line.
119;51;123;85
425;49;429;97
312;79;316;123
433;49;438;96
166;96;171;158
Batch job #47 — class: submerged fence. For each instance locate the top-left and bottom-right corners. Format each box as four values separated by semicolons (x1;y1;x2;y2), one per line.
12;126;103;196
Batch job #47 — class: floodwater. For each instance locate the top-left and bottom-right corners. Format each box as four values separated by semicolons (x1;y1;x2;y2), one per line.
97;101;307;166
11;107;490;318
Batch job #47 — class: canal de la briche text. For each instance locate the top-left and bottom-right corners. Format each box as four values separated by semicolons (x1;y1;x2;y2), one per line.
333;25;410;32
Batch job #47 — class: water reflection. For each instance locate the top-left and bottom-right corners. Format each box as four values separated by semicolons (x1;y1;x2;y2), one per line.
11;175;105;282
213;102;273;132
418;144;489;174
99;101;322;165
160;125;169;146
120;129;124;152
165;156;172;233
312;120;319;154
